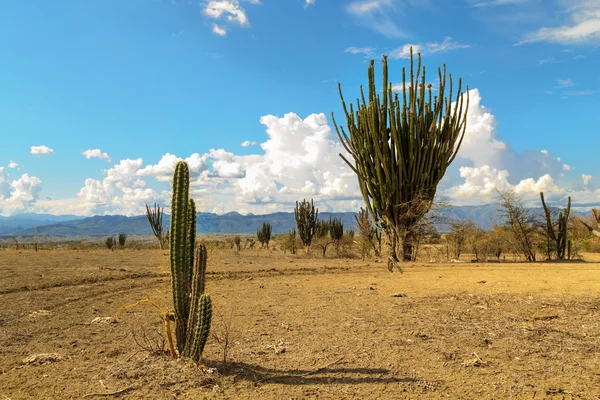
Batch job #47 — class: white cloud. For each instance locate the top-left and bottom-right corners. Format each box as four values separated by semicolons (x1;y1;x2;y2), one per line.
82;149;111;162
344;46;376;57
538;56;556;65
514;174;560;194
241;140;257;147
8;161;18;169
346;0;406;38
0;168;10;198
30;145;54;155
0;167;43;215
470;0;527;7
518;1;600;45
7;89;599;216
555;78;574;88
565;90;596;96
212;24;227;36
69;158;162;216
235;113;360;209
204;1;248;25
203;0;259;34
441;88;588;205
389;37;470;59
138;153;209;182
448;166;510;201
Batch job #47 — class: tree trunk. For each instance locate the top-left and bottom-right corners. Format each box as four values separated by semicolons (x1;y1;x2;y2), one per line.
387;233;399;272
402;241;413;262
402;231;415;262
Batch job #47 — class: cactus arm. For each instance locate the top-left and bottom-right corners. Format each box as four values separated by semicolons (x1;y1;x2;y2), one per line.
186;199;197;294
188;294;212;363
183;243;208;357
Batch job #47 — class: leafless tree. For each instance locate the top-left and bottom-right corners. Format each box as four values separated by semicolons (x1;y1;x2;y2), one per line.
496;189;543;262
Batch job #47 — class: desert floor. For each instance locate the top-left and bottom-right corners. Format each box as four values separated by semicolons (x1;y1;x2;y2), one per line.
1;247;599;399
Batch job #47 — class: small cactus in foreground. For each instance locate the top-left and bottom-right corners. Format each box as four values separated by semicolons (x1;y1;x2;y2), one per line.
170;161;212;362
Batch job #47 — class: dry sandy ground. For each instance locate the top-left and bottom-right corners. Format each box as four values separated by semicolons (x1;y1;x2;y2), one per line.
1;248;599;399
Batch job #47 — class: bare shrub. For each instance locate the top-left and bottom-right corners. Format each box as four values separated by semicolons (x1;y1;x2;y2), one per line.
211;306;238;364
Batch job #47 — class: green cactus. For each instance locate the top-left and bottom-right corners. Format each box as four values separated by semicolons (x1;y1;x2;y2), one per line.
540;192;571;260
257;222;272;248
169;161;212;362
332;48;469;269
295;199;319;253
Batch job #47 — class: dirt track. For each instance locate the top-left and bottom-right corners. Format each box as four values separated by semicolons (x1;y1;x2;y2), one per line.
1;249;599;399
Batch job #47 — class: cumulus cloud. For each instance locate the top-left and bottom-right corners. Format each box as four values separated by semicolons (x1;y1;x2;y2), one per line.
0;167;43;215
44;112;360;216
241;140;257;147
202;0;259;34
582;174;592;186
30;145;54;155
518;0;600;44
234;113;360;211
8;161;18;169
69;158;162;216
82;149;111;162
137;153;209;182
9;89;599;216
441;88;595;205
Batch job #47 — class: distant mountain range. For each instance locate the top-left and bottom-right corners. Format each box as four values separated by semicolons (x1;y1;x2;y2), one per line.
0;204;495;237
0;204;592;238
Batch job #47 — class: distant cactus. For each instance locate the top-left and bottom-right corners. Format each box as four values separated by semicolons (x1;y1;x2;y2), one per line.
146;202;168;249
105;236;115;250
329;217;344;251
315;219;333;257
256;223;272;248
287;228;297;254
540;192;571;260
118;233;127;248
295;199;318;253
233;235;241;252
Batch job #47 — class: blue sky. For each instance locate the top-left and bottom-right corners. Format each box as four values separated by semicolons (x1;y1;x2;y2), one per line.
1;0;599;216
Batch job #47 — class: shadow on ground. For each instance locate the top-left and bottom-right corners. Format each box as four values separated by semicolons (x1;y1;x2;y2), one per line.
212;360;423;386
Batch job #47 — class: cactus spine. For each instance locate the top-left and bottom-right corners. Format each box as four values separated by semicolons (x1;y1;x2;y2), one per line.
540;192;571;260
333;48;469;268
170;161;212;362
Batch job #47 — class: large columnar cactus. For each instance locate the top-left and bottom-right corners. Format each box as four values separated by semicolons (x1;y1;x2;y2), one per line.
295;199;319;253
333;48;469;269
540;192;571;260
170;161;212;362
